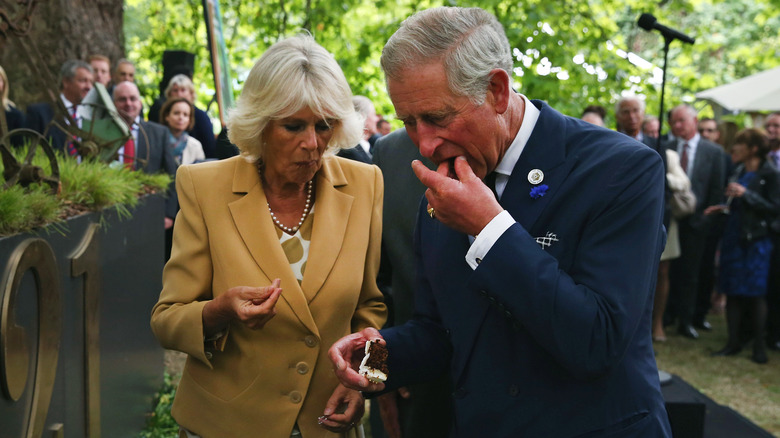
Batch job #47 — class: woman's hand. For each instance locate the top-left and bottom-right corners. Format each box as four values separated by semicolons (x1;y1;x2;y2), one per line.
202;278;283;336
318;384;365;433
725;182;746;198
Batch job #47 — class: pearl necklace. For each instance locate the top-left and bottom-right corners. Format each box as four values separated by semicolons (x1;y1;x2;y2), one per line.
267;180;313;234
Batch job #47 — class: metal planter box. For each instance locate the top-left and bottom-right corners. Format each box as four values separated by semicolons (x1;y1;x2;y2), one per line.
0;194;166;437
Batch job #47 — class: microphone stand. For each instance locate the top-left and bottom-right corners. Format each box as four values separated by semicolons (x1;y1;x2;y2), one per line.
654;36;673;154
654;35;675;387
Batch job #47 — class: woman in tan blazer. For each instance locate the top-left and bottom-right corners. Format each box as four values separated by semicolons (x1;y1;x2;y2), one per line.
151;35;387;438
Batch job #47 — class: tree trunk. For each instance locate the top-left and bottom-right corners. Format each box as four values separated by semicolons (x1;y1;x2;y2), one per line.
0;0;125;110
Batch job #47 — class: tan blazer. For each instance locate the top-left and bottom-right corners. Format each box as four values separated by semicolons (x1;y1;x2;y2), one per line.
151;155;387;438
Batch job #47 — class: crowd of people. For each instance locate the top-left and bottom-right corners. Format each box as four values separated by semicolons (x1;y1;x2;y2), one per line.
581;99;780;365
2;6;779;437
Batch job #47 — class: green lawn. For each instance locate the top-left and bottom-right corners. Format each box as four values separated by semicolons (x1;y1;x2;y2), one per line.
654;313;780;436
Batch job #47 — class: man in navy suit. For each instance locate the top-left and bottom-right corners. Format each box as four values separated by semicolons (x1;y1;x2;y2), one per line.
329;7;671;437
25;60;94;153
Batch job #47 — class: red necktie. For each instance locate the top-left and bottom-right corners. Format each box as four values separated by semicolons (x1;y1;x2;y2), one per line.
680;143;689;173
67;106;78;156
123;137;135;169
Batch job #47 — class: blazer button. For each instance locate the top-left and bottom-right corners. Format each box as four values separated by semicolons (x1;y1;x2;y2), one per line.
296;362;310;375
508;384;520;397
479;290;488;297
452;387;468;399
289;391;303;404
504;310;513;319
304;335;318;348
205;351;213;360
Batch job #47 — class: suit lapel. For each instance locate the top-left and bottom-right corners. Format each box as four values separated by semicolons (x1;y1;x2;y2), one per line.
227;159;318;335
691;141;711;189
301;157;352;302
503;102;576;233
135;122;149;171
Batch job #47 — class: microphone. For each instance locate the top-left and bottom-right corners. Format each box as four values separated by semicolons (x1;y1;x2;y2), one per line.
638;13;695;45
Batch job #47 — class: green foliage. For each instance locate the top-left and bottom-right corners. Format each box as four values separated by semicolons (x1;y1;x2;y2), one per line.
138;372;179;438
124;0;780;131
135;171;175;193
0;184;61;235
59;158;143;212
0;145;172;236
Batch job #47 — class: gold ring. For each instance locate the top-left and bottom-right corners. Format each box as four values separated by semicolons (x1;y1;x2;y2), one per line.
427;207;436;219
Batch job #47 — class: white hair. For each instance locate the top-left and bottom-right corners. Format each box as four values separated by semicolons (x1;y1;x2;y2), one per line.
380;7;512;105
164;74;195;99
615;95;645;114
227;34;362;161
352;95;375;118
671;104;697;119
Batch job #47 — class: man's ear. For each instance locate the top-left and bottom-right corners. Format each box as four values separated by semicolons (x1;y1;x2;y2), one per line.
487;68;511;114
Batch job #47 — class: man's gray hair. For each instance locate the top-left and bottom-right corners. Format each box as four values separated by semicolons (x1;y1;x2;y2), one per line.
671;103;697;119
381;7;512;105
615;95;645;114
59;60;93;88
352;95;375;117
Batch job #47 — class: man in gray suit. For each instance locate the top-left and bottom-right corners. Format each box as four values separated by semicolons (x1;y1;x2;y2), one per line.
113;81;179;226
371;128;451;438
666;104;727;339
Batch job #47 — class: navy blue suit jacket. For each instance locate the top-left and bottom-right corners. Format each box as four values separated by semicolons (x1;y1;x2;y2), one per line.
337;144;372;164
381;101;671;437
24;102;68;152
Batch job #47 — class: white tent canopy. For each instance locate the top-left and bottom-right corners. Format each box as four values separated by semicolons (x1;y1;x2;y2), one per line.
695;66;780;112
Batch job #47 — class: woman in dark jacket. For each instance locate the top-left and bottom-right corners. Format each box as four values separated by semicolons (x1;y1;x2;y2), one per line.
706;128;780;363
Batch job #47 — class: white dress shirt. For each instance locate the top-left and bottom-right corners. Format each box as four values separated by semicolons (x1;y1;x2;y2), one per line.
677;132;701;178
465;95;540;269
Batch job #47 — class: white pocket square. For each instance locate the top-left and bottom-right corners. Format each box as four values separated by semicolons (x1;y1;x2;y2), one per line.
535;232;558;249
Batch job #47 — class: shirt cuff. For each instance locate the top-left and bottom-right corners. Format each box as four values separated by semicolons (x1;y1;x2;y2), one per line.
465;210;515;270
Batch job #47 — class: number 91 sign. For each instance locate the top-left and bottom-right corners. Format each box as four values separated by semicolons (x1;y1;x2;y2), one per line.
1;223;100;438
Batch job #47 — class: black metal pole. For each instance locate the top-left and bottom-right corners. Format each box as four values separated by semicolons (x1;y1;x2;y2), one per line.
654;36;673;153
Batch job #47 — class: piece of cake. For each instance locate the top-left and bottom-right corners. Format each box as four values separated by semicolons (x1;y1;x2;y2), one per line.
358;339;388;383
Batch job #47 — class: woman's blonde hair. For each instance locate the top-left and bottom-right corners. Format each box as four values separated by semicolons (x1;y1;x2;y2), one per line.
0;65;16;111
227;34;362;161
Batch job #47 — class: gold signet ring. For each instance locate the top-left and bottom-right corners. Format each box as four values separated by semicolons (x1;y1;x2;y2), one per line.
427;207;436;219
